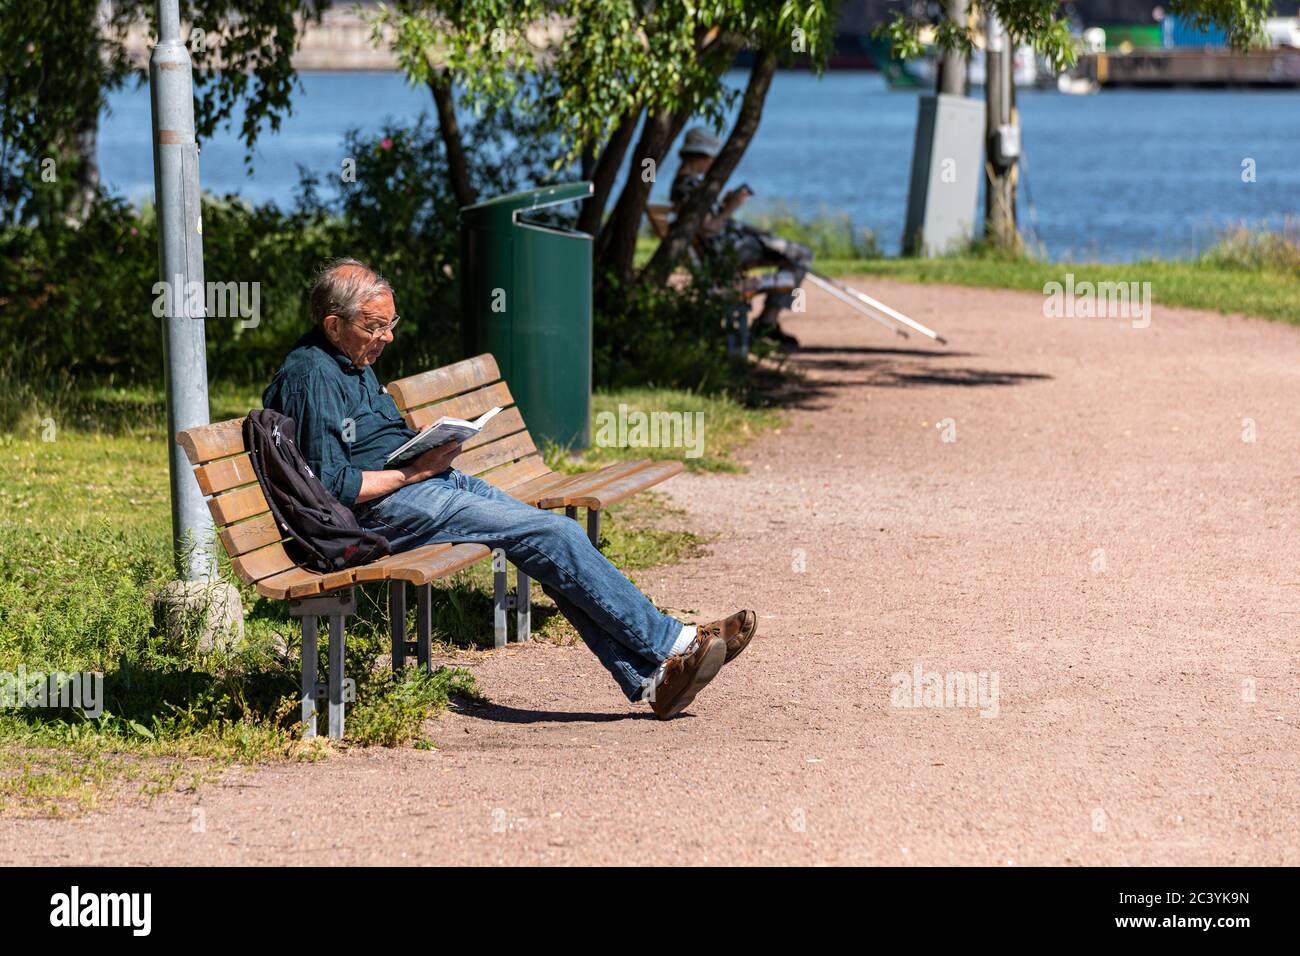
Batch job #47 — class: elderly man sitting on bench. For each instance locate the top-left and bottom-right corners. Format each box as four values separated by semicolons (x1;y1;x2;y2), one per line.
670;126;813;351
262;258;757;719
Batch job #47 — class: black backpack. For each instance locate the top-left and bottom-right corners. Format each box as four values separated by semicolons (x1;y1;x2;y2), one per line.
243;408;391;573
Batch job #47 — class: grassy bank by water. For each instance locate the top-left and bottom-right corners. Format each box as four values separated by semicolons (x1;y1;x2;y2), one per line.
638;218;1299;326
818;255;1299;327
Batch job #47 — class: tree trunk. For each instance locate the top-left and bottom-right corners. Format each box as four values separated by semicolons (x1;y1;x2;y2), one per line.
936;0;970;96
983;15;1020;251
427;70;476;209
66;110;100;226
593;105;689;296
640;46;779;287
592;27;745;302
576;109;640;238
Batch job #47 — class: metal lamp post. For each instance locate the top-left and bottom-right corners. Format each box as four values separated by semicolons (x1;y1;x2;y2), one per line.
150;0;215;580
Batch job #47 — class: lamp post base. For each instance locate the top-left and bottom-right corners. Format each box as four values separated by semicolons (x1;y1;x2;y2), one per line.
155;579;244;653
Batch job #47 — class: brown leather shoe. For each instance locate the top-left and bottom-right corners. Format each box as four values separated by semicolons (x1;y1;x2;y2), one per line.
649;633;726;720
698;609;758;664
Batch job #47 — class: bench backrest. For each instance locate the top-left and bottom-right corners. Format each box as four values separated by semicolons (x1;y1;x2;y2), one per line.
176;414;312;595
176;353;540;596
386;352;549;491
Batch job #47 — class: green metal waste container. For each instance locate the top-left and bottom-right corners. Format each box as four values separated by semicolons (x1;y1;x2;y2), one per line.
460;182;594;450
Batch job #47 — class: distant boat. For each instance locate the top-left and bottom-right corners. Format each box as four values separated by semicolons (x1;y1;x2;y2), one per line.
1057;74;1100;95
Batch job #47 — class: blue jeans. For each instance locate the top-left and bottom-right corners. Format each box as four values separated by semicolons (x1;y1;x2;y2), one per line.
354;469;684;700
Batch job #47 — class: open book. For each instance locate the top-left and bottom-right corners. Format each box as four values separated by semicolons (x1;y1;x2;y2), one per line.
385;406;502;467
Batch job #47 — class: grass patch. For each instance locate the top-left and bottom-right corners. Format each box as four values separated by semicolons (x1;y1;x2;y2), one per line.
346;666;483;747
544;388;780;475
639;215;1299;326
818;249;1300;327
0;420;483;809
0;742;227;818
742;202;882;259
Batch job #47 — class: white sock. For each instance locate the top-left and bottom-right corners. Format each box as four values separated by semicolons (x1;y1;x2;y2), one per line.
669;624;697;657
637;626;697;702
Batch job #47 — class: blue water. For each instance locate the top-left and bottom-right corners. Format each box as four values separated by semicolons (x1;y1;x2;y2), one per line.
99;71;1300;262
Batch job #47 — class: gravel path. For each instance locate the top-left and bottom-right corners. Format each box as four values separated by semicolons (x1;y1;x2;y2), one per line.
6;278;1298;865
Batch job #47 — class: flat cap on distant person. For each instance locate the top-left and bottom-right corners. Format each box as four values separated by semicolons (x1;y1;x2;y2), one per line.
679;127;723;158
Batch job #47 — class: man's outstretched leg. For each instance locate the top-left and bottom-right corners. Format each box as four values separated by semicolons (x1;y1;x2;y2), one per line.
356;469;750;718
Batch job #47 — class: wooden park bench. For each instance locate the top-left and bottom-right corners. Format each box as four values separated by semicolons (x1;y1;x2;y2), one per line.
644;202;798;356
176;352;683;739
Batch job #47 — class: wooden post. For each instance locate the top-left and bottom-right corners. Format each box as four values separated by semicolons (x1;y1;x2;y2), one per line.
984;11;1020;251
936;0;970;96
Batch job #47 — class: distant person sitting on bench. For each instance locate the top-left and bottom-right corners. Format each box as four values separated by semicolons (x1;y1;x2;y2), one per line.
262;258;758;719
670;126;813;350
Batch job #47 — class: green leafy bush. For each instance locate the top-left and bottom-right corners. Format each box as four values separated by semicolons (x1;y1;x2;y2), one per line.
595;254;756;396
0;107;573;398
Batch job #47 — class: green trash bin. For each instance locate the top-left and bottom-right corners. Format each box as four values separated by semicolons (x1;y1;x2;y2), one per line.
460;182;594;450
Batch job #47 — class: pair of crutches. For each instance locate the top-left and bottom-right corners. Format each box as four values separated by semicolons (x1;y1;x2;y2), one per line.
729;220;947;345
804;270;948;346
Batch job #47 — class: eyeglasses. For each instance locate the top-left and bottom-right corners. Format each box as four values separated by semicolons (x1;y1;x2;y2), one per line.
347;314;401;339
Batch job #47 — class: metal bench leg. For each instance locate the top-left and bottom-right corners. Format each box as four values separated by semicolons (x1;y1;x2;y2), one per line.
300;615;318;738
492;548;508;649
416;582;432;673
328;611;345;740
290;589;354;740
516;567;531;642
587;508;602;549
564;505;578;521
389;580;407;672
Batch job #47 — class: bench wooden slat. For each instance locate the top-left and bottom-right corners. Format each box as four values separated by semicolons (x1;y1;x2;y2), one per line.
567;460;685;509
383;542;493;585
535;459;657;509
387;354;500;412
245;560;359;599
479;456;551;492
454;429;538;478
459;406;526;452
177;418;248;466
352;543;456;583
219;512;283;557
403;381;514;427
195;453;257;496
209;483;271;528
287;567;357;599
255;567;328;600
232;543;298;585
504;470;581;506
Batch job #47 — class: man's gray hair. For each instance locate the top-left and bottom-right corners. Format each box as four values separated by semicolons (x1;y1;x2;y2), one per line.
309;257;394;327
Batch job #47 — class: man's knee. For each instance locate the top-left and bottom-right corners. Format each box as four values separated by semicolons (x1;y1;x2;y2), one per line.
525;509;592;554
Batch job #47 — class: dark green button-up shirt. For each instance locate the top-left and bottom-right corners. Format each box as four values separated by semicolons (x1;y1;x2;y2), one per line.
262;328;416;507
